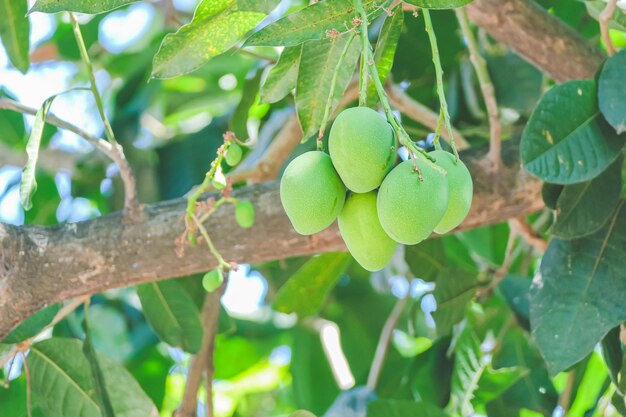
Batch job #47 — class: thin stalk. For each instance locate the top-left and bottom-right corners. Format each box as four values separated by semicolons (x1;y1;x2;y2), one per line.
192;213;231;270
356;0;369;106
70;13;118;145
422;9;459;160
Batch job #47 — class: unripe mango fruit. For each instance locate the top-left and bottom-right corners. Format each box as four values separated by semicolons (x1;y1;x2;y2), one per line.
280;151;346;235
430;150;473;234
377;159;449;245
329;107;395;193
338;192;398;271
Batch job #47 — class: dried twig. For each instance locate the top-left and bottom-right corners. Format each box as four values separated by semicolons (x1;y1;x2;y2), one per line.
600;0;619;56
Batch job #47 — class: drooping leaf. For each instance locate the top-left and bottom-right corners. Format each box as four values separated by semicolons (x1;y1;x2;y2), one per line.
151;0;280;79
405;239;447;282
530;201;626;375
20;95;55;211
296;33;361;140
27;338;157;417
432;268;479;336
366;399;450;417
585;1;626;32
403;0;473;8
229;69;264;139
260;45;301;104
0;0;30;73
82;314;116;417
0;89;26;147
551;159;622;239
29;0;138;14
2;303;60;344
245;0;392;47
366;6;404;106
599;49;626;134
520;80;624;184
487;52;543;114
273;253;351;317
136;280;204;353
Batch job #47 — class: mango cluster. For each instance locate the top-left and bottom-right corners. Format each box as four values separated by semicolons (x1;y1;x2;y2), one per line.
280;107;473;271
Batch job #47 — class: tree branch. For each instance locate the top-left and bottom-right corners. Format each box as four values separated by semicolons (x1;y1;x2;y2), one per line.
0;142;80;173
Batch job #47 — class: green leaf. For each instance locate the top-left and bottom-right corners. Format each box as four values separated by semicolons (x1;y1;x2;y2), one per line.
296;33;361;140
20;96;55;211
29;0;138;14
260;45;301;104
0;89;26;147
392;330;433;358
366;399;450;417
82;315;115;417
2;303;60;344
530;201;626;375
487;53;543;114
601;326;623;391
403;0;473;8
551;159;622;239
290;412;317;417
599;49;626;134
521;80;624;184
366;7;404;106
432;267;479;336
137;280;204;353
0;375;45;417
245;0;392;47
27;338;157;417
151;0;280;79
567;352;610;416
405;239;447;282
229;70;263;140
585;1;626;32
541;182;564;210
0;0;30;73
273;253;351;317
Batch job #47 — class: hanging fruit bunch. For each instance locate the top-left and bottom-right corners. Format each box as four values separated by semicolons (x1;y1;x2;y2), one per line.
279;3;473;272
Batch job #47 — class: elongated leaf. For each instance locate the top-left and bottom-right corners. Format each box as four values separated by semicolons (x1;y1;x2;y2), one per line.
20;96;55;211
29;0;138;14
599;49;626;134
366;6;403;106
296;33;361;140
2;303;60;344
260;45;301;104
137;280;203;353
521;80;625;184
586;1;626;32
530;201;626;375
273;253;351;317
245;0;392;47
27;338;157;417
229;69;263;139
0;88;26;146
366;400;450;417
601;327;623;391
404;0;473;8
551;159;622;239
0;0;30;73
152;0;280;79
432;268;479;336
82;315;115;417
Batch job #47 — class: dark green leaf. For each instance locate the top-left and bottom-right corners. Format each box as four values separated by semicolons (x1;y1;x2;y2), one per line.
521;80;624;184
551;159;622;239
599;49;626;134
2;303;60;344
541;182;564;210
432;268;479;336
366;399;450;417
82;314;116;417
27;338;157;417
487;53;543;114
229;70;263;139
29;0;138;14
260;45;301;104
601;326;623;391
530;201;626;375
0;89;26;147
273;253;351;317
405;239;447;282
245;0;392;47
404;0;473;8
0;0;30;73
137;280;204;353
296;33;361;140
497;275;531;322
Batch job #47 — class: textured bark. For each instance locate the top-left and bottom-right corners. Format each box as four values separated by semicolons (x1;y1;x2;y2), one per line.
467;0;605;82
0;143;541;338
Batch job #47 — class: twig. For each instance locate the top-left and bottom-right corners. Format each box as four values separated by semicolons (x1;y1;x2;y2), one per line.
0;98;140;220
175;284;226;417
366;295;408;390
456;8;501;170
559;370;576;413
478;227;517;299
600;0;619;56
509;217;548;252
386;83;469;149
22;352;33;417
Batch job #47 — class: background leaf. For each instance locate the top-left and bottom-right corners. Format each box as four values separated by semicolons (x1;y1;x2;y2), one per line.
404;0;473;8
82;314;116;417
521;80;624;184
2;303;60;344
29;0;138;14
260;45;301;104
432;268;479;336
599;49;626;134
136;280;204;353
366;399;450;417
0;0;30;73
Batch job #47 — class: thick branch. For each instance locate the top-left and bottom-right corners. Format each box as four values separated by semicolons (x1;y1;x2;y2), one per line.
0;142;542;338
466;0;605;82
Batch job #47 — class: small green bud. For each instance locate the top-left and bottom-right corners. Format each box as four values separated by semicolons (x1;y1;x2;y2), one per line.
203;269;224;292
235;200;255;228
225;143;243;166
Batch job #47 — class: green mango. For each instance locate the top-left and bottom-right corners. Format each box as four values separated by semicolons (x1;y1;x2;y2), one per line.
280;151;346;235
329;107;395;193
430;150;473;234
377;159;449;245
338;192;398;271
